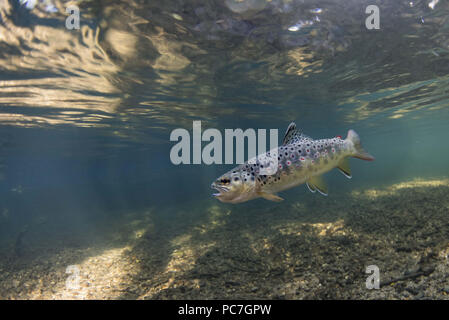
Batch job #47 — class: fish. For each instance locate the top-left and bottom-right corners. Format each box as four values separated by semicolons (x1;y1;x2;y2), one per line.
211;122;374;203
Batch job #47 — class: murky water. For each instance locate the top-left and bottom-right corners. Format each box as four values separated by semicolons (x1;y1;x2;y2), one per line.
1;0;449;299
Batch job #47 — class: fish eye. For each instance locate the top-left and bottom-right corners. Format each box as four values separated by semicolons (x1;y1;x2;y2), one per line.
234;177;239;181
220;178;231;184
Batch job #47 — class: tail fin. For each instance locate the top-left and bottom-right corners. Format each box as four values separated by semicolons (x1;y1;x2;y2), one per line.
346;130;375;161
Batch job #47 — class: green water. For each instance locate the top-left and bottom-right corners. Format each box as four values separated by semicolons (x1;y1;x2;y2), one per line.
0;0;448;299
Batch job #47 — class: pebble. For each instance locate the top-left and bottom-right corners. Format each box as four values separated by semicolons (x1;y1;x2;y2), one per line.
415;292;424;299
405;286;419;295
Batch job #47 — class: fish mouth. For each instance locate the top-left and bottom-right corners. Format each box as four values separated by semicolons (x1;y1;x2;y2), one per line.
211;183;229;197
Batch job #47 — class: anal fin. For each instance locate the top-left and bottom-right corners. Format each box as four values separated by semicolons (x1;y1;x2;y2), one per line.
306;182;316;193
306;175;328;196
258;191;284;202
337;158;352;179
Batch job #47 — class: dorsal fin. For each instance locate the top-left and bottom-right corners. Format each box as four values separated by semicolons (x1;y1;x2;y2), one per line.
282;122;312;145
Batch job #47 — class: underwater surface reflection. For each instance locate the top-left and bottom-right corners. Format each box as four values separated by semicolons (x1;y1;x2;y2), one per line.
0;0;449;299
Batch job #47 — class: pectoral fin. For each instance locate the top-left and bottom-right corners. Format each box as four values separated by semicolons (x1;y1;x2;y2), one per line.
258;191;284;202
337;158;352;179
306;175;328;196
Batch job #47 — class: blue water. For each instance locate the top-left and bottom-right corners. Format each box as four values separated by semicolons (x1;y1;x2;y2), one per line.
1;0;449;299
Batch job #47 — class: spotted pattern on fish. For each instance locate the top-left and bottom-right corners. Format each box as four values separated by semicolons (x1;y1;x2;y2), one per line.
211;122;374;204
255;137;344;183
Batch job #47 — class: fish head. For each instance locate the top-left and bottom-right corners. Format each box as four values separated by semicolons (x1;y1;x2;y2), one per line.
211;168;256;203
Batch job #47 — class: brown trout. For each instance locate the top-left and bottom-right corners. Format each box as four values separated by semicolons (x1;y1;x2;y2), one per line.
211;122;374;203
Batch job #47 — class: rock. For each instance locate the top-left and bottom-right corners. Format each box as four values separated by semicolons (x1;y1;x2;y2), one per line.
443;286;449;294
405;286;419;295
